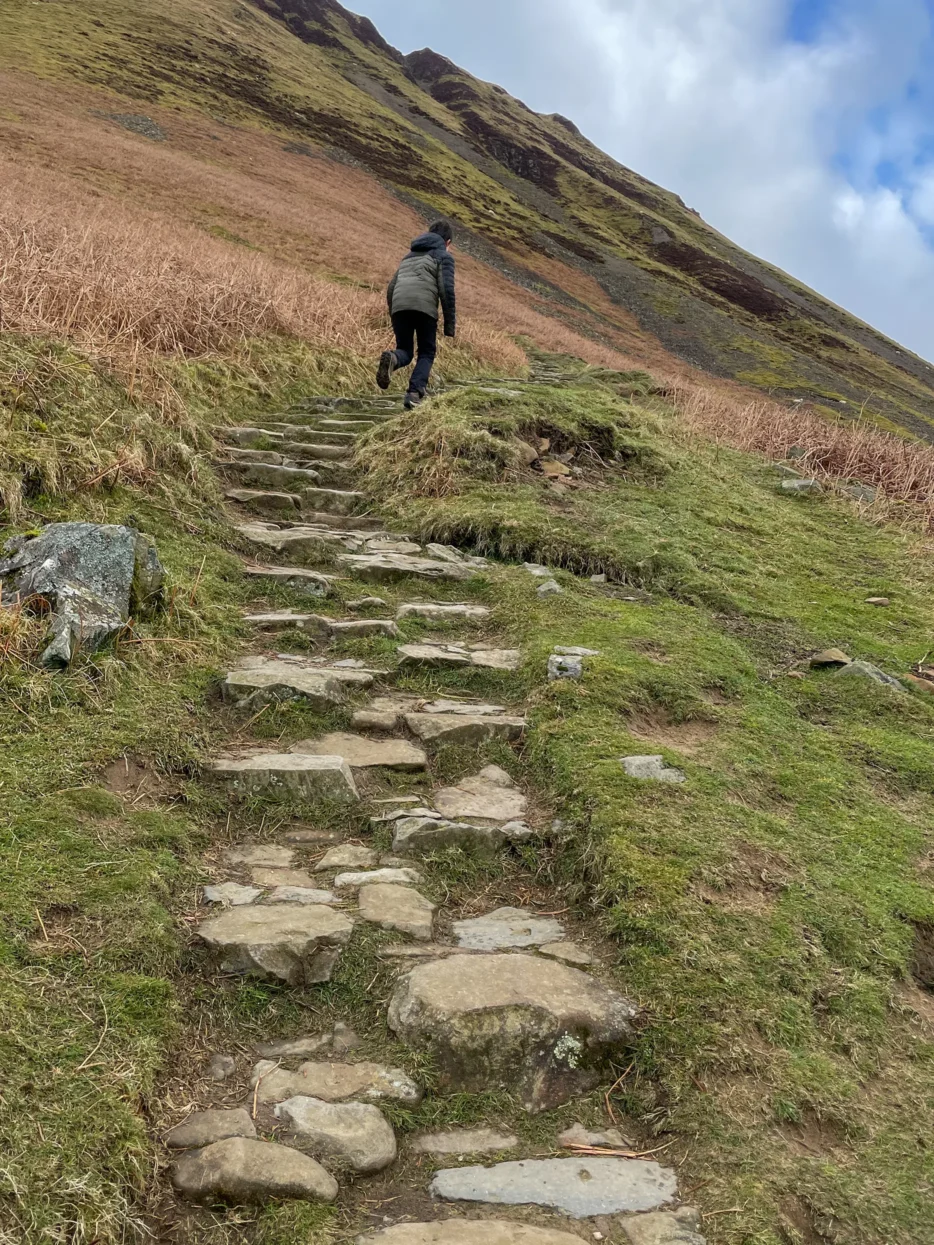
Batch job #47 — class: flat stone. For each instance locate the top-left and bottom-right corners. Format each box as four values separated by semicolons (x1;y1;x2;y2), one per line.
396;642;471;669
621;756;686;784
621;1208;707;1245
226;488;302;515
558;1123;629;1149
221;662;348;711
410;1128;519;1156
198;905;354;985
865;597;890;606
242;565;333;599
281;441;353;461
166;1108;256;1149
396;602;491;621
212;754;359;803
554;646;601;657
285;828;343;845
275;1096;396;1173
303;487;366;515
339;553;475;583
315;845;378;871
256;1024;360;1060
391;816;525;858
431;1156;677;1218
781;478;822;495
207;1053;237;1082
548;654;582;680
291;733;427;771
266;886;337;905
335;868;423;890
810;648;852;667
424;543;467;563
406;713;526;745
171;1137;338;1204
453;907;564;951
366;539;424;556
537;579;562;597
524;563;553;577
330;619;400;638
219;426;285;446
242;610;332;634
836;660;905;691
226;845;296;869
388;952;639;1111
358;884;436;940
357;1224;585;1245
540;941;593;966
223;462;322;490
204;883;262;906
434;767;527;824
250;1059;422;1106
250;867;315;887
421;699;507;716
348;596;389;609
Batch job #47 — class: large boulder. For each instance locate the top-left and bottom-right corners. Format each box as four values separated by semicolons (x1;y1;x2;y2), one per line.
388;952;639;1111
0;522;164;666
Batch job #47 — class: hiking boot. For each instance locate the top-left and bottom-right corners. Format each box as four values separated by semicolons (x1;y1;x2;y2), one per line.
376;350;396;391
403;390;424;411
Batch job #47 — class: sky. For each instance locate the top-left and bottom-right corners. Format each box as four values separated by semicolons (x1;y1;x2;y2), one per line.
346;0;934;361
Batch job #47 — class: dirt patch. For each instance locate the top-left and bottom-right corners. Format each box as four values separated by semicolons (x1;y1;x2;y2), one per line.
627;710;719;756
910;920;934;990
695;841;794;913
101;754;168;805
895;981;934;1033
779;1193;835;1244
778;1109;844;1160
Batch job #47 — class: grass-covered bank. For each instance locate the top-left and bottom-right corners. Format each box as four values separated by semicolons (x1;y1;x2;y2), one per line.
358;377;934;1244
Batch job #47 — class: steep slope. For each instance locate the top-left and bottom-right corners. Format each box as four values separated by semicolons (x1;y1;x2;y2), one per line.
4;0;934;437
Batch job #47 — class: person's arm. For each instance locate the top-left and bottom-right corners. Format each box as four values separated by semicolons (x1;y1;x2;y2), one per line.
386;271;398;316
437;252;456;337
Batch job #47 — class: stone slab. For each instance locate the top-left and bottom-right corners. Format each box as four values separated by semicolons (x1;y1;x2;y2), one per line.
621;1208;707;1245
221;664;347;712
396;603;491;621
198;904;353;985
226;845;295;869
250;867;315;887
166;1108;256;1149
338;553;474;583
358;883;436;940
204;883;262;906
275;1096;397;1173
266;886;337;905
241;565;333;599
250;1059;422;1106
410;1128;519;1156
211;753;359;802
291;733;427;771
453;907;564;951
356;1224;585;1245
621;756;686;784
171;1137;337;1204
540;941;593;966
392;816;529;858
315;845;378;871
431;1155;678;1217
406;713;526;745
335;867;423;890
433;766;527;824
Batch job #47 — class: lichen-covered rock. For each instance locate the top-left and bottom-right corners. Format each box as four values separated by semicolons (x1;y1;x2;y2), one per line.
170;1137;337;1204
388;952;639;1111
0;523;164;666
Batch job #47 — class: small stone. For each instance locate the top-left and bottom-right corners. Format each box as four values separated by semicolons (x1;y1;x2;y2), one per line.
315;844;378;871
335;868;423;890
204;883;261;907
433;766;527;824
810;648;852;668
198;905;354;985
558;1123;629;1149
396;602;491;622
621;1207;707;1245
844;483;878;504
166;1108;256;1149
836;660;905;691
275;1096;396;1173
537;579;562;597
290;733;427;771
251;868;316;888
410;1127;519;1156
512;438;540;466
865;597;890;606
250;1059;422;1106
424;543;467;563
207;1053;237;1082
453;907;564;951
548;654;583;680
266;887;337;905
357;1223;585;1245
621;756;686;784
540;460;571;479
171;1137;338;1204
431;1155;677;1217
255;1024;360;1060
348;597;388;609
781;478;822;495
540;941;593;966
590;574;607;584
358;883;436;940
226;845;295;870
554;646;601;657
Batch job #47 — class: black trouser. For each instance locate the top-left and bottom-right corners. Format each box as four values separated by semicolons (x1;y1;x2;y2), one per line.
391;310;438;394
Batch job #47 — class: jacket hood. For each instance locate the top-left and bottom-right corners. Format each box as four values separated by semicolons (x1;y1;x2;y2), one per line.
409;231;447;254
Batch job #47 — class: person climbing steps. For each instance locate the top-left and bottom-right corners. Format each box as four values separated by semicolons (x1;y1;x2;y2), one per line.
378;219;456;410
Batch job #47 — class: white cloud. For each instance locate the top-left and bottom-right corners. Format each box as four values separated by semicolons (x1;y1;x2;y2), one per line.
351;0;934;360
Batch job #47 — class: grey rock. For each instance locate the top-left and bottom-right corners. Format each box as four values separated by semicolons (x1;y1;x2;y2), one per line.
222;447;288;465
410;1128;519;1156
226;845;295;870
166;1108;255;1149
255;1023;360;1060
845;483;879;504
335;867;423;890
405;713;526;746
275;1096;396;1172
250;1059;422;1106
348;596;388;609
392;816;527;858
396;602;491;622
548;654;583;680
222;461;322;491
537;579;562;597
388;952;639;1111
290;733;427;771
198;904;354;985
781;478;822;495
433;767;527;824
590;573;607;583
0;523;164;667
558;1122;629;1149
315;845;378;871
431;1155;677;1218
554;646;601;657
424;543;467;563
242;610;332;635
540;941;593;966
338;553;475;583
207;1053;238;1082
621;1208;707;1245
221;662;347;712
171;1137;338;1204
836;660;905;691
204;883;262;907
226;488;302;516
218;426;285;447
453;907;564;951
524;563;553;577
330;618;400;638
211;753;359;802
241;565;332;599
265;887;337;905
250;867;315;887
397;642;521;672
356;1224;585;1245
358;883;436;940
621;755;686;784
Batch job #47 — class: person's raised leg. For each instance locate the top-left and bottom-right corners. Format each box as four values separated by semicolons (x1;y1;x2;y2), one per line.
378;312;416;390
407;312;438;404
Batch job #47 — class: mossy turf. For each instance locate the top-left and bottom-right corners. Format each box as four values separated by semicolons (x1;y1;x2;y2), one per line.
357;374;934;1244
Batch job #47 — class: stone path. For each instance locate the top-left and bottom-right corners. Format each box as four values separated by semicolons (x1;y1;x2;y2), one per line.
170;369;705;1243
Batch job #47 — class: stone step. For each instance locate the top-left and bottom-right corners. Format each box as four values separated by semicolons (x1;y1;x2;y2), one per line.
357;1223;587;1245
281;441;354;461
243;611;400;639
290;460;358;487
274;1097;397;1173
242;565;335;599
433;766;528;823
290;733;427;771
275;417;377;432
210;752;359;802
405;712;526;745
272;428;358;446
353;694;509;732
397;642;521;672
358;882;436;940
387;952;640;1111
431;1154;679;1218
221;655;380;710
221;447;291;465
302;487;367;516
238;523;355;561
452;907;565;951
216;426;286;446
171;1137;338;1204
334;867;423;890
389;814;532;858
396;602;491;622
337;553;476;583
217;461;327;491
226;488;302;517
250;1058;422;1106
198;903;354;984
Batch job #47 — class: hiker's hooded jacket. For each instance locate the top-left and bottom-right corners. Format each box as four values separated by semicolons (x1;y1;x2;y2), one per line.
387;232;456;336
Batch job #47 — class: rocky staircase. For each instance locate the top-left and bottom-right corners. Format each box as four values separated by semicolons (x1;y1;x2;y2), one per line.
170;374;705;1244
